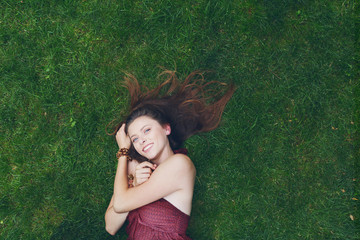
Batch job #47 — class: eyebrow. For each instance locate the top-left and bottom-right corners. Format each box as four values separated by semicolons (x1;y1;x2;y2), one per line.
130;125;150;139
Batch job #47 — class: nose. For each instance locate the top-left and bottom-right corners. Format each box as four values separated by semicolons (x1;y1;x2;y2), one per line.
139;137;146;145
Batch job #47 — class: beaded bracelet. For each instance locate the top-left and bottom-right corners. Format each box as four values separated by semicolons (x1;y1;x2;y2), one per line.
128;174;134;188
116;148;132;161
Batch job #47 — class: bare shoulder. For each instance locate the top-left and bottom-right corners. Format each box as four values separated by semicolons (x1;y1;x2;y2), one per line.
163;154;196;175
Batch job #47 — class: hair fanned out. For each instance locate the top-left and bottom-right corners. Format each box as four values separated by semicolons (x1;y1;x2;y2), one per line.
109;70;235;162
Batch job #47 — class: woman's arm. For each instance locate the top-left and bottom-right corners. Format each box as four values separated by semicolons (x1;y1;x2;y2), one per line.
105;195;128;235
105;158;141;235
113;153;195;213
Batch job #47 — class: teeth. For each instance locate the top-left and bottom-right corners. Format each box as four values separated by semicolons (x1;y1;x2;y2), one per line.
143;144;152;151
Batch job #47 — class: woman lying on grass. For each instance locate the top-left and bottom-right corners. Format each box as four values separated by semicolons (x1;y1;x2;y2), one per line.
105;71;235;239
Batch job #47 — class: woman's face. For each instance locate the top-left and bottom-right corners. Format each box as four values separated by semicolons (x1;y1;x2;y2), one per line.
127;115;171;160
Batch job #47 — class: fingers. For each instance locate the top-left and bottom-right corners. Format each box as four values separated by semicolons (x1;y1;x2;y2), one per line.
136;167;151;174
116;123;131;149
116;123;125;134
116;124;126;139
135;170;151;185
134;161;157;186
136;161;156;170
135;177;148;185
136;164;154;178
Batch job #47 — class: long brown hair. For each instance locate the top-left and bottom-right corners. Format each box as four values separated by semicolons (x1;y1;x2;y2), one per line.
109;70;235;162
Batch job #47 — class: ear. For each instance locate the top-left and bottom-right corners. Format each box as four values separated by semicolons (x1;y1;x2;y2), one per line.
164;124;171;136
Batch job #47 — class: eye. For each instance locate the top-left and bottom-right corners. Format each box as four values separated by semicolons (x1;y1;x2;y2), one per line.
144;128;150;134
132;137;138;143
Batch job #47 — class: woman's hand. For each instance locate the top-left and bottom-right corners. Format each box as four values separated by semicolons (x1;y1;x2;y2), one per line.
134;161;157;186
116;124;131;149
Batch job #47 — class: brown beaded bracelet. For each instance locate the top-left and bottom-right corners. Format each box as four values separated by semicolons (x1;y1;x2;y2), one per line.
116;148;132;161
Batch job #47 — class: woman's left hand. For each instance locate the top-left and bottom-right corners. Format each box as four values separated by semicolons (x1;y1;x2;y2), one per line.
134;161;157;186
116;124;131;149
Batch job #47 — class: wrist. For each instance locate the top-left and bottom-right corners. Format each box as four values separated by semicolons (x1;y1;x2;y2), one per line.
118;146;130;150
116;148;132;161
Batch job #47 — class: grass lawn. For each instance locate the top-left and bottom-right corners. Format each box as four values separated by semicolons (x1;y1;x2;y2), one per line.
1;0;358;239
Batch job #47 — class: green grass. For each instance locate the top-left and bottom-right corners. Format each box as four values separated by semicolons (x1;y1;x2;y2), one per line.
1;0;358;239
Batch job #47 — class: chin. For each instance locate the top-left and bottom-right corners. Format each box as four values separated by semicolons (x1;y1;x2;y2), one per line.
145;151;160;161
145;154;156;161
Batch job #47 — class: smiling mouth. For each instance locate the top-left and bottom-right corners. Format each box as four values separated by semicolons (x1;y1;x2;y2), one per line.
143;143;153;153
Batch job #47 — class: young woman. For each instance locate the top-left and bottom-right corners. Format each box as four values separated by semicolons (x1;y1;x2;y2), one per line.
105;71;235;239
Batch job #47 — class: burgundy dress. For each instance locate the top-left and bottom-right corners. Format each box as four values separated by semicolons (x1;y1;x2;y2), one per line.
126;149;191;240
126;198;191;239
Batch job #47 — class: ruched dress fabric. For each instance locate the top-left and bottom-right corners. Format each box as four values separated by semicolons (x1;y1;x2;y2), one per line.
126;198;191;239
